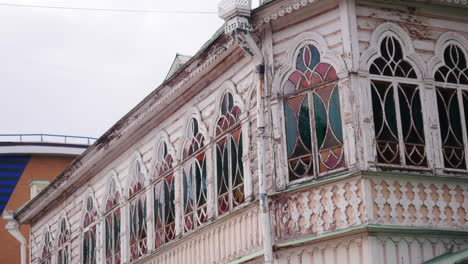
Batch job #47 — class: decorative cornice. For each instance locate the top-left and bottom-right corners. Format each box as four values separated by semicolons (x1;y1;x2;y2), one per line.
259;0;318;24
255;0;468;27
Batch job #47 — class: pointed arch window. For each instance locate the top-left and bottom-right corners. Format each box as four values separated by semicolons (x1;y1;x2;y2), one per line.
153;141;175;248
435;43;468;169
82;197;98;264
283;44;345;181
40;231;52;264
57;217;71;264
369;36;427;167
215;92;244;216
182;118;208;232
104;179;121;264
128;161;147;261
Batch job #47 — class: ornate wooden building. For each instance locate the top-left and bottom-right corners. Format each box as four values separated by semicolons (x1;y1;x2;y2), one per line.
5;0;468;263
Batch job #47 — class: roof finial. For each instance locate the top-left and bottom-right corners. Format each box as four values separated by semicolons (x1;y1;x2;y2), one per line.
218;0;253;33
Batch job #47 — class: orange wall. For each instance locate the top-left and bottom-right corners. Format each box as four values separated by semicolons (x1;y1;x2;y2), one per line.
0;155;75;264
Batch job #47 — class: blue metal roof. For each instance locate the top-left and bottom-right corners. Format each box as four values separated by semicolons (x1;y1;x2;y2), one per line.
0;155;30;215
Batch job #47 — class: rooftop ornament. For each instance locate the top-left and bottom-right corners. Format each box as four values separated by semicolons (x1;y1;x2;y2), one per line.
218;0;253;33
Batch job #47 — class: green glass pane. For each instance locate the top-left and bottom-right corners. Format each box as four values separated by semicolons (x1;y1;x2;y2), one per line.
200;158;207;205
216;146;223;192
450;93;463;142
436;88;449;140
238;133;244;177
329;85;343;142
398;85;412;138
188;168;193;205
83;237;87;264
90;231;95;263
138;201;144;233
384;86;398;137
299;96;312;151
143;198;147;225
114;211;120;249
371;82;384;135
195;161;202;201
105;218;110;252
230;136;238;186
169;179;175;222
313;93;327;149
411;88;425;139
222;142;229;193
182;170;189;205
284;102;298;158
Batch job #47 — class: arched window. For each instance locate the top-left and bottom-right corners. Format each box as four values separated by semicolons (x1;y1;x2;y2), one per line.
215;92;244;216
435;43;468;169
40;230;52;264
82;196;98;264
283;44;345;181
128;161;147;261
182;118;208;232
57;217;71;264
369;36;427;167
104;178;121;264
153;141;175;248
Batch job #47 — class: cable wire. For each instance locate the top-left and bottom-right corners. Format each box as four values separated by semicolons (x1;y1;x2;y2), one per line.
0;2;218;14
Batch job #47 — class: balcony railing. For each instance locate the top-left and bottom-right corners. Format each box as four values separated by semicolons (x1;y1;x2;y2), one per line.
0;134;97;145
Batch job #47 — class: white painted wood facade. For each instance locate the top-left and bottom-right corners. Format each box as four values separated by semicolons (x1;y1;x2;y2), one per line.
13;0;468;263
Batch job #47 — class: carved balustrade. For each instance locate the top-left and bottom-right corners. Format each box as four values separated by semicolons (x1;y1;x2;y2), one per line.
141;203;262;264
272;173;468;242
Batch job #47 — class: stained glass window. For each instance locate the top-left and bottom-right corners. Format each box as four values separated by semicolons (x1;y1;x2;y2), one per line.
128;161;147;261
369;36;427;167
182;118;207;232
40;231;52;264
435;44;468;169
57;217;70;264
215;92;244;216
105;179;121;264
82;197;98;264
283;44;345;181
153;141;175;248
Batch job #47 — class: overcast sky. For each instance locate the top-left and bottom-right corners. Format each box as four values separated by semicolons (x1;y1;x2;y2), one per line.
0;0;259;140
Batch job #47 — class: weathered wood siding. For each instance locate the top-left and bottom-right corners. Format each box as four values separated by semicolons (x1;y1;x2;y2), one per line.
356;0;468;59
274;233;468;264
29;52;260;264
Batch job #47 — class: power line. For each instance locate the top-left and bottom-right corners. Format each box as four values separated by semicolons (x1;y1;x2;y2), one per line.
0;2;218;14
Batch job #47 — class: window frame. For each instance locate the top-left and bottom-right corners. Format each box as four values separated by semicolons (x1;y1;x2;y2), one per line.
213;91;246;217
56;216;71;264
152;140;176;249
433;42;468;172
368;75;429;168
279;44;347;185
364;33;431;170
103;176;122;264
180;117;209;233
39;228;53;264
82;195;99;264
127;159;148;262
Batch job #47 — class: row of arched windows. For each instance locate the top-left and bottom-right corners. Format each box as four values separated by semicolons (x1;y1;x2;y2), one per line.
38;92;247;264
367;33;468;170
39;217;70;264
37;27;468;264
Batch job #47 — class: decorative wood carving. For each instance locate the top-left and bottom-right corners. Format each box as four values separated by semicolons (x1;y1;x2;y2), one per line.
140;204;262;264
273;178;365;240
372;179;468;228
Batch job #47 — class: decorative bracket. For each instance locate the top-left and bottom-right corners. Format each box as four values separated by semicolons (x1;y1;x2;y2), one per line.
232;29;263;65
218;0;263;65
